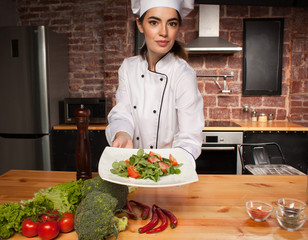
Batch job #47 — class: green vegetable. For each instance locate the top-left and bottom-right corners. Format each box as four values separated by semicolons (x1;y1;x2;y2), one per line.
82;176;128;210
24;179;85;214
110;149;182;182
74;191;128;240
0;179;84;239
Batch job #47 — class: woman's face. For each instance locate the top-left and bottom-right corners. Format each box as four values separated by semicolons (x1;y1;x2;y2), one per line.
137;7;180;60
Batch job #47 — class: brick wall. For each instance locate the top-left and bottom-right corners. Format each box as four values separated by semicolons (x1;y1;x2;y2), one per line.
15;1;308;126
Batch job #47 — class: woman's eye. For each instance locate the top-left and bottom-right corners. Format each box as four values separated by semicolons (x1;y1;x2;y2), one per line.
149;20;158;26
169;21;178;27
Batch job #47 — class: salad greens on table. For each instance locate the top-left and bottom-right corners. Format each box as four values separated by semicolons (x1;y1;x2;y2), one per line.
110;149;182;182
0;179;84;239
0;176;130;239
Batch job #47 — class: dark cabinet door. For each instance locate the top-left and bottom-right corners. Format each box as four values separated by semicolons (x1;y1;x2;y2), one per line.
242;18;284;95
51;130;108;171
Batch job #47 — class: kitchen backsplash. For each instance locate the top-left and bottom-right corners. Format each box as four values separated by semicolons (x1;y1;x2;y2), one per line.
12;0;308;126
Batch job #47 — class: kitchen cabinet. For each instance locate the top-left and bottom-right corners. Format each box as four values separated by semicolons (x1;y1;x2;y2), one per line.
243;131;308;174
51;129;108;172
242;18;283;95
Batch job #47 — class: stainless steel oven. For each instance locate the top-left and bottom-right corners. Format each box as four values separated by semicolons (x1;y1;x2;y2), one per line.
196;131;243;174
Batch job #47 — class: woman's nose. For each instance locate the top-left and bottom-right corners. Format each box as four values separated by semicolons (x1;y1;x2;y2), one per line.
159;24;168;37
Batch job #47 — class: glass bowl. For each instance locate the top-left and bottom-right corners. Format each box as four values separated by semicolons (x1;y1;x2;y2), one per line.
277;198;306;217
275;209;307;231
245;201;273;222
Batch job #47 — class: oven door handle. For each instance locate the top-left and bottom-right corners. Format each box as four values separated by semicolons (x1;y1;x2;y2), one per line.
201;146;235;150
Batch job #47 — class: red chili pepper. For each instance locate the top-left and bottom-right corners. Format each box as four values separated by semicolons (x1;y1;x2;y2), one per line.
146;207;168;234
161;207;178;229
125;199;137;220
138;205;159;234
129;200;150;220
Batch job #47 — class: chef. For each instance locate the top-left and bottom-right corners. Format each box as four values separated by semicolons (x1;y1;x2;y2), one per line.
106;0;204;168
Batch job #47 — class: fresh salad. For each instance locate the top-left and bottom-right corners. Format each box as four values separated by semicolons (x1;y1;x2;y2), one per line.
110;149;182;182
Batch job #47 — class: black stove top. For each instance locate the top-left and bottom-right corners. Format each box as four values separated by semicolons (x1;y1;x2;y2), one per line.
204;121;241;127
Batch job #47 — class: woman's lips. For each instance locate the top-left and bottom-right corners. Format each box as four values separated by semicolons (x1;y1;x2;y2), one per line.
156;40;169;47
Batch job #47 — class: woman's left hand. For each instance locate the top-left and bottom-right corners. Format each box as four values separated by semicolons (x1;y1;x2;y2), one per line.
112;131;133;148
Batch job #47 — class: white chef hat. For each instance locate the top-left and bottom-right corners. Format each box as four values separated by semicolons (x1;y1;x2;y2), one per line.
131;0;194;19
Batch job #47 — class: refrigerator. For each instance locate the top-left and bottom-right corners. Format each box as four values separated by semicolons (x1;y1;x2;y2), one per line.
0;26;68;175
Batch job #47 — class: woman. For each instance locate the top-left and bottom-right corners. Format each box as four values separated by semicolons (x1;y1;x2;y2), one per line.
106;0;204;168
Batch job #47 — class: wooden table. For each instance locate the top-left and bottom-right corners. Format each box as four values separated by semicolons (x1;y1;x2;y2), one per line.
0;170;307;239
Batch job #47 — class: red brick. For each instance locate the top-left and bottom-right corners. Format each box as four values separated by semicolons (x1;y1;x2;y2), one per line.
291;81;303;94
290;107;308;114
230;31;243;45
226;6;248;17
204;96;216;107
205;82;221;94
272;7;292;17
209;108;230;120
249;6;270;17
197;81;205;95
290;100;302;107
218;96;239;107
276;109;287;120
220;18;242;32
292;39;306;53
205;55;228;68
262;96;286;108
231;108;242;120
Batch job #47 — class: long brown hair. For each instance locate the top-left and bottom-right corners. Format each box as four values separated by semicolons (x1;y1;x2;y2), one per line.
137;11;188;61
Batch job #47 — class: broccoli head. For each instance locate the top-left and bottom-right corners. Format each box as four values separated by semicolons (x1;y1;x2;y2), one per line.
74;191;128;240
82;176;128;210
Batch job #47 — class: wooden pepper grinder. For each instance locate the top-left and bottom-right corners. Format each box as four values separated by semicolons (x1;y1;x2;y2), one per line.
75;105;92;180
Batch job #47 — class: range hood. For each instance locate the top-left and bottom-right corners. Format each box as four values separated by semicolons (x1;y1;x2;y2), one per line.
185;5;242;54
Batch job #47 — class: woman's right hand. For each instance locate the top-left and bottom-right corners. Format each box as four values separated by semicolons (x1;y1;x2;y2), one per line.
112;131;133;148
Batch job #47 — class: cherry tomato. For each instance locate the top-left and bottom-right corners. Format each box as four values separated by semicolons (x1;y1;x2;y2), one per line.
158;161;169;173
169;154;178;166
40;210;60;221
59;212;74;233
147;156;159;164
21;218;39;237
149;151;162;160
127;165;141;178
37;220;59;240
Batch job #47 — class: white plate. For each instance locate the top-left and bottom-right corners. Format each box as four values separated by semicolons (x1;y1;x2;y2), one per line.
98;147;198;187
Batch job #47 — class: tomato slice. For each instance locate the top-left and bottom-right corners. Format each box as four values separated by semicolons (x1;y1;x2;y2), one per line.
169;154;178;166
149;151;162;160
127;165;141;178
158;161;169;173
147;156;159;164
125;159;131;164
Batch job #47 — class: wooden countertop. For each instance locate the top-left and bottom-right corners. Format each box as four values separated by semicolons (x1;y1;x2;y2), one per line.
1;170;307;240
53;121;308;131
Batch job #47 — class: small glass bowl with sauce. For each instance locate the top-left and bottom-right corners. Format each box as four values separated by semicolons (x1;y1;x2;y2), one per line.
275;209;307;231
245;201;273;222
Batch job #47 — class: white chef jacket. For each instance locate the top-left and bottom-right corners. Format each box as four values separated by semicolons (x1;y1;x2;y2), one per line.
106;52;204;164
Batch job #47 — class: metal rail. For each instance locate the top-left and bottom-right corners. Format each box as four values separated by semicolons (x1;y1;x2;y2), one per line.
197;74;234;93
197;74;234;80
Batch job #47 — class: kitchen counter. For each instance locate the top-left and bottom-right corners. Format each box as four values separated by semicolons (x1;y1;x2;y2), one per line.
1;170;307;240
53;121;308;131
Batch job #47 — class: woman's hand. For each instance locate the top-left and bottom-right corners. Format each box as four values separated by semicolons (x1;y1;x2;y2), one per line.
112;131;133;148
